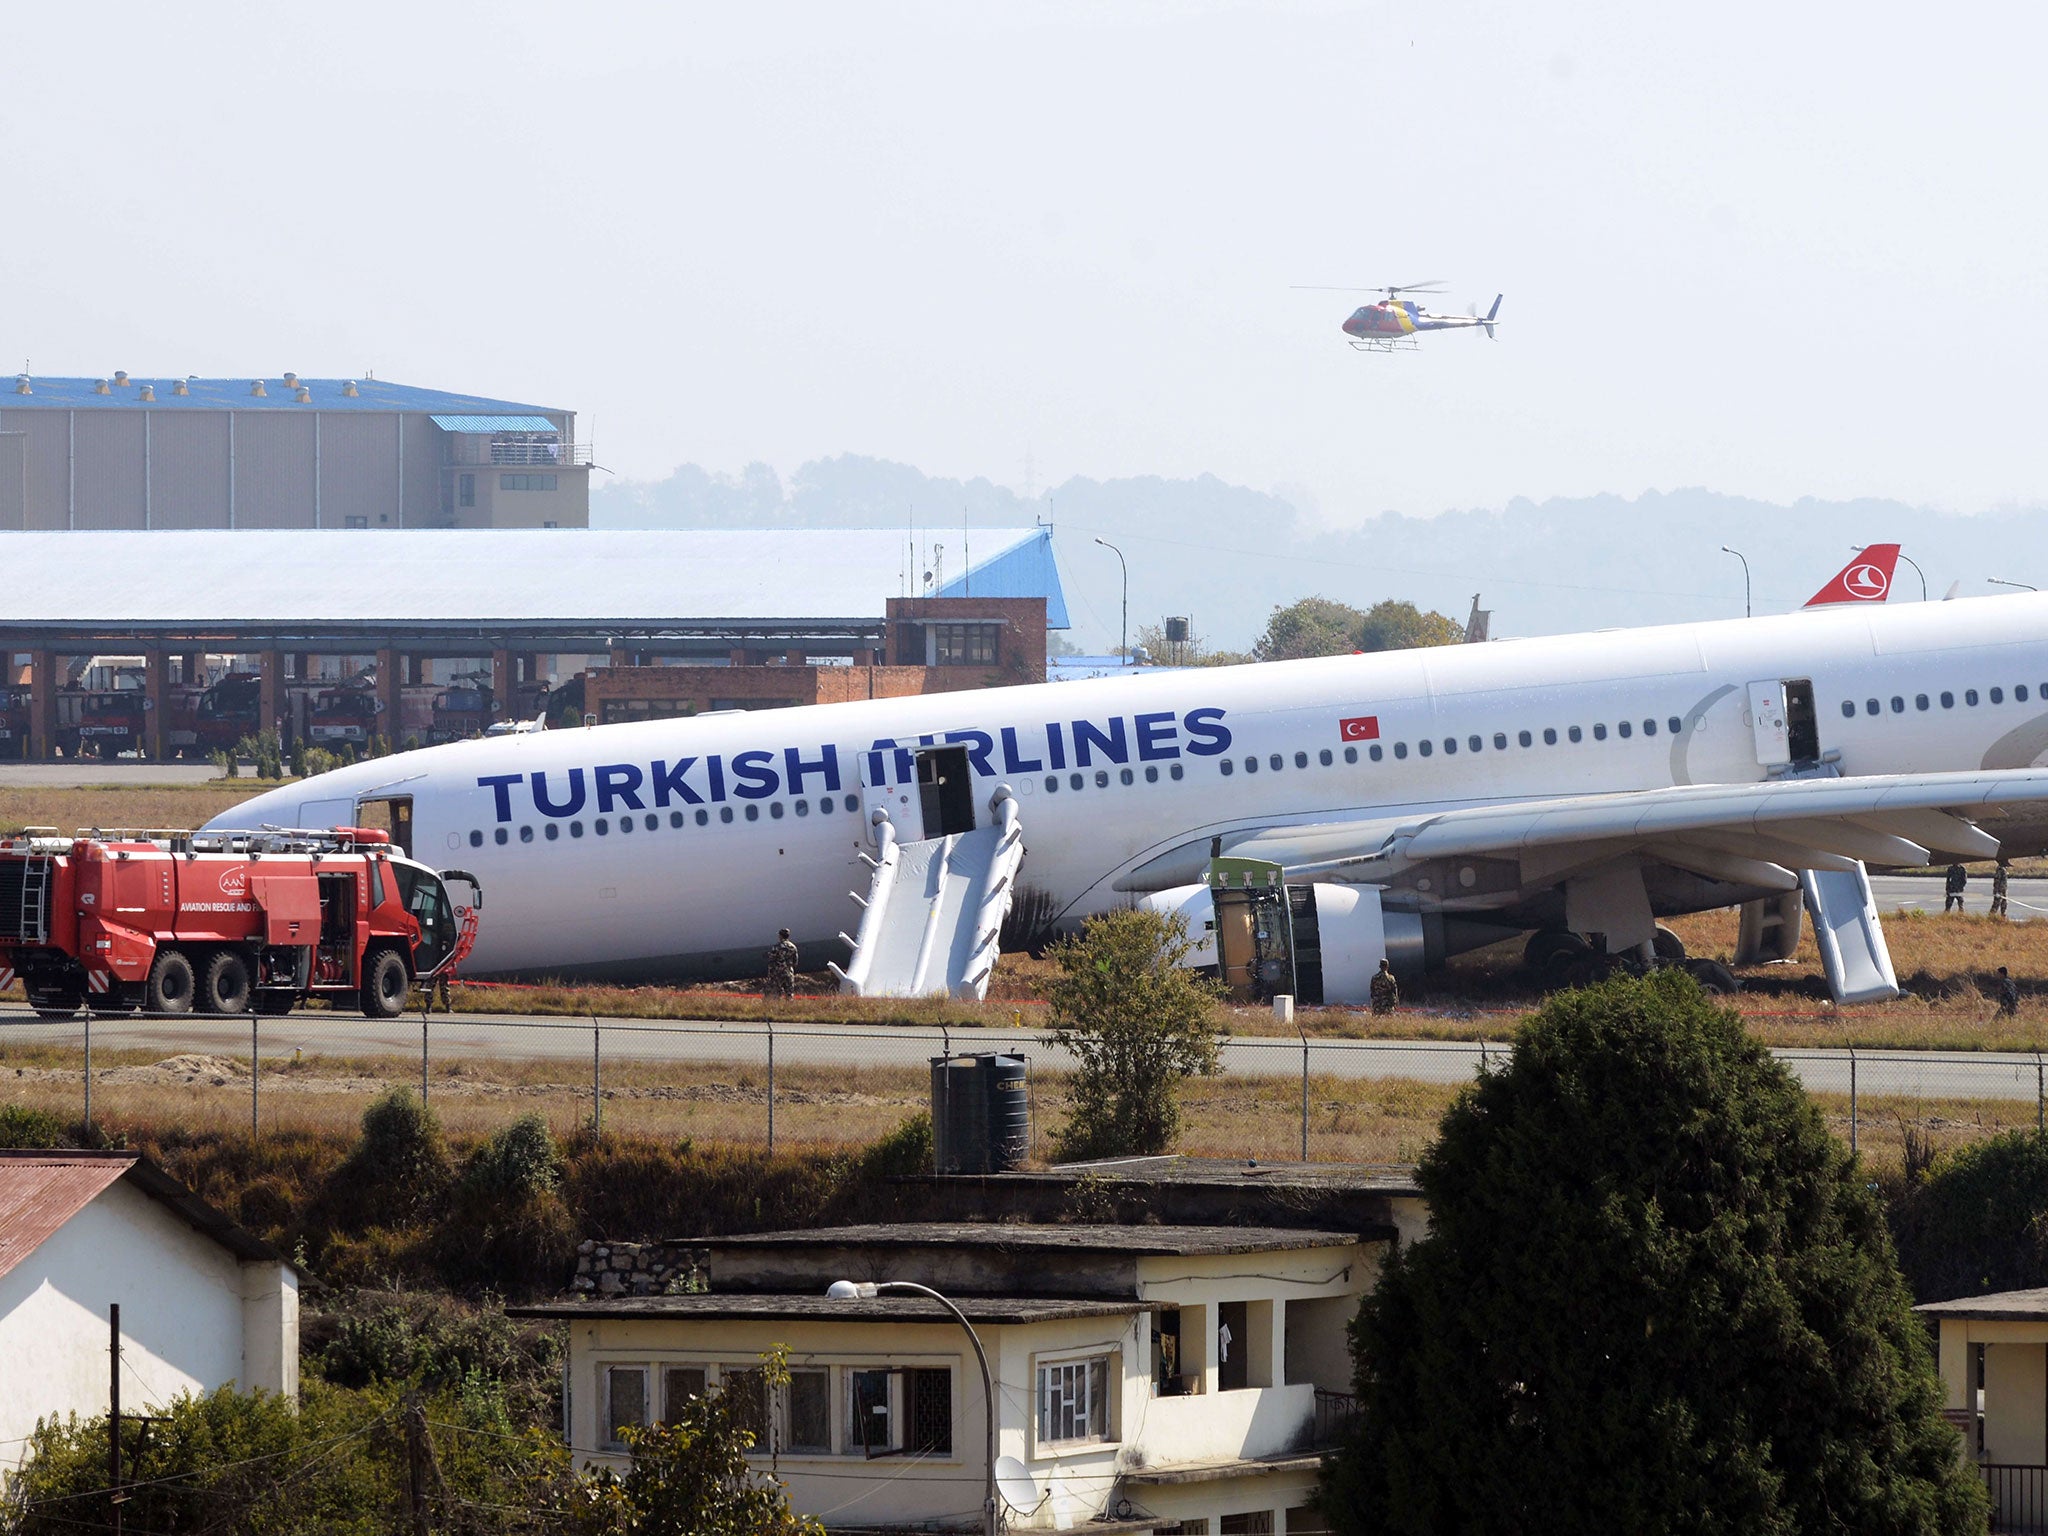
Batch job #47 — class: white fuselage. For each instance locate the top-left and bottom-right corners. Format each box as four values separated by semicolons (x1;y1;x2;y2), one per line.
208;595;2048;980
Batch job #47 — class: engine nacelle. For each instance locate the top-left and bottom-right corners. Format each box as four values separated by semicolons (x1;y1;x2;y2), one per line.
1139;881;1428;1005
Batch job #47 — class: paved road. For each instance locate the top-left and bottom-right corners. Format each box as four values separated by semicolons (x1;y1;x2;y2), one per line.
0;763;224;788
1869;873;2048;918
6;1005;2043;1104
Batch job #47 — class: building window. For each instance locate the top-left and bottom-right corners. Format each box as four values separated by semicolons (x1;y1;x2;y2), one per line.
458;473;475;508
605;1366;649;1450
1038;1356;1111;1445
1220;1515;1276;1535
499;473;560;491
725;1367;770;1448
931;623;1000;666
344;515;368;529
786;1368;833;1454
846;1367;951;1457
661;1366;707;1422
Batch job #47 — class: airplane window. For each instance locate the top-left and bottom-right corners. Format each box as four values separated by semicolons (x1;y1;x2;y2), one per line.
1890;697;1904;714
545;823;560;841
1865;699;1879;716
1366;745;1380;762
1840;701;1855;719
1046;774;1061;790
1618;721;1632;739
696;809;710;825
1270;754;1283;772
1394;742;1408;759
818;799;833;814
1319;749;1333;766
1915;695;1929;711
795;799;809;817
844;794;858;812
1966;689;1979;706
1492;733;1506;750
1170;763;1184;780
520;825;533;843
1593;724;1608;741
571;821;585;837
1941;692;1954;708
2019;685;2032;702
1443;738;1457;755
1643;719;1657;736
468;830;483;847
618;816;631;832
1991;687;2005;704
1144;766;1158;783
1244;757;1259;773
1070;772;1084;790
1120;768;1134;785
1218;762;1232;777
747;805;761;821
770;802;785;819
645;814;657;831
1519;730;1533;747
719;807;734;823
1419;740;1434;757
1469;735;1483;753
1095;770;1110;788
1568;726;1582;743
1667;716;1682;734
595;818;608;834
1294;751;1308;769
494;828;508;845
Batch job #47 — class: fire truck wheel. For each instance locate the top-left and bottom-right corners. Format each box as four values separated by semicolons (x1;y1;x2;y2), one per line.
254;992;296;1017
201;951;252;1015
360;948;410;1019
146;949;196;1015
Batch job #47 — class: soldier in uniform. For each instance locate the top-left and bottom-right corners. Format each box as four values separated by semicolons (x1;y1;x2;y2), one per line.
1992;859;2011;919
1999;965;2021;1017
1944;862;1968;913
765;927;800;1000
1370;957;1399;1016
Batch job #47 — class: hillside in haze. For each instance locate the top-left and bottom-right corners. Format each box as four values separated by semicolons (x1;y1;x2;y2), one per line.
595;458;2045;652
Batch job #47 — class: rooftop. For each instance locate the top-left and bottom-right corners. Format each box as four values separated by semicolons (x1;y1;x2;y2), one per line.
0;527;1067;632
508;1293;1140;1325
0;1149;282;1280
2;375;566;416
1916;1288;2048;1322
992;1155;1425;1196
694;1222;1364;1256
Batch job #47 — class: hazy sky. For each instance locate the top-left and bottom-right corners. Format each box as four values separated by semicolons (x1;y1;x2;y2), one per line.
8;1;2046;521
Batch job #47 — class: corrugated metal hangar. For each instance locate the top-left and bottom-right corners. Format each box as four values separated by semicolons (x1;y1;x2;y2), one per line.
0;374;588;531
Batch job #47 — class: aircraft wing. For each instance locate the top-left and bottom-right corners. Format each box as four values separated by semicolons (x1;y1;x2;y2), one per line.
1124;769;2048;892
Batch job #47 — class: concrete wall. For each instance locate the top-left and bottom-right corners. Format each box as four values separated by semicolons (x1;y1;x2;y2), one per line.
0;1178;298;1477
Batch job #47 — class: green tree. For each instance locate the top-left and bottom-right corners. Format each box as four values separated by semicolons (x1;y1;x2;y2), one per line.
1892;1129;2048;1302
555;1364;819;1536
1253;596;1367;661
1354;598;1463;652
1041;909;1220;1160
438;1113;576;1291
326;1086;453;1230
1322;970;1987;1536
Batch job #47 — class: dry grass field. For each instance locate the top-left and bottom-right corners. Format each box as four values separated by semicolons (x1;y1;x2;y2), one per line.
0;781;261;836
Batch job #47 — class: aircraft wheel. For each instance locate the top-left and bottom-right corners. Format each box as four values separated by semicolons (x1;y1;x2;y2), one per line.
200;951;252;1015
1684;958;1740;995
146;948;196;1015
359;948;410;1019
1653;926;1687;962
1526;930;1592;988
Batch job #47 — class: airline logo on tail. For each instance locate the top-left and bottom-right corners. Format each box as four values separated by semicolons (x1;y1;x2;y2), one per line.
1805;544;1900;606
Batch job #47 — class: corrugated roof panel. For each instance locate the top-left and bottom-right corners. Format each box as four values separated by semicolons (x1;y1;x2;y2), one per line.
427;415;560;434
0;528;1063;627
2;378;566;415
0;1155;130;1282
934;526;1071;628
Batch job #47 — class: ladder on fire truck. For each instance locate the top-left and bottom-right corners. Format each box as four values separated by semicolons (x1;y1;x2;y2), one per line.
14;854;49;944
829;790;1023;1002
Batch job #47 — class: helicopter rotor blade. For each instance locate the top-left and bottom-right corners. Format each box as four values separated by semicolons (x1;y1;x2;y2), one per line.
1387;280;1447;295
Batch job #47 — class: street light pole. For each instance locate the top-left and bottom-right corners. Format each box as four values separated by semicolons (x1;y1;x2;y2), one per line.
1720;546;1751;619
1094;538;1128;663
1853;545;1928;601
828;1280;998;1536
1990;578;2040;593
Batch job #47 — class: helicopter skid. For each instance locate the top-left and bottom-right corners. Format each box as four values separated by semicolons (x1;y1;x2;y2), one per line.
1347;336;1421;353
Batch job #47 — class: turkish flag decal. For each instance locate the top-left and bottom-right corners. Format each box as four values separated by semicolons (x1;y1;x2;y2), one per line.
1339;715;1380;741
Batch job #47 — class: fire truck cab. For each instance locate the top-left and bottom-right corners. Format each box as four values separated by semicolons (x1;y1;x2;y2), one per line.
0;827;479;1019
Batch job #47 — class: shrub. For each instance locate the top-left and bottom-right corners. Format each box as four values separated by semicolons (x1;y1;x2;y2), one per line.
1321;970;1986;1535
1041;908;1220;1160
439;1114;575;1291
325;1087;452;1230
465;1112;565;1202
0;1102;70;1149
1893;1129;2048;1302
858;1111;933;1180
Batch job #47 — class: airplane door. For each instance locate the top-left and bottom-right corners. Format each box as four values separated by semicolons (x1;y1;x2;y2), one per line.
1747;680;1791;767
860;743;922;846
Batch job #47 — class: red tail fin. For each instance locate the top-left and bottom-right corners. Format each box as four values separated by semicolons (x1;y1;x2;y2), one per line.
1805;544;1900;606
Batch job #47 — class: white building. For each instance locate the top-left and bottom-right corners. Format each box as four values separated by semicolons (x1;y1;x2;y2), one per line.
0;1150;299;1476
516;1214;1426;1534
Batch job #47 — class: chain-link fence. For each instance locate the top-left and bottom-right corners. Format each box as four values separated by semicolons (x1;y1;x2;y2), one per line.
1;1001;2043;1169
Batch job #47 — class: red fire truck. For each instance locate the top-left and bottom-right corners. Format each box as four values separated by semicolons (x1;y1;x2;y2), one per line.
0;827;479;1019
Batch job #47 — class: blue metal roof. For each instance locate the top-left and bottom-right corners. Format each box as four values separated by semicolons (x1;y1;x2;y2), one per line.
428;414;560;433
933;526;1070;628
2;377;567;415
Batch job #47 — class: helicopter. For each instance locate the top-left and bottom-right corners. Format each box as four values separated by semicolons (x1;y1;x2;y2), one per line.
1294;281;1503;353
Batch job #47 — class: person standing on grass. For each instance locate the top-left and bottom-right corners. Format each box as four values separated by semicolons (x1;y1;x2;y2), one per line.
764;927;800;1000
1993;859;2011;919
1370;958;1399;1015
1945;862;1969;913
2000;966;2020;1017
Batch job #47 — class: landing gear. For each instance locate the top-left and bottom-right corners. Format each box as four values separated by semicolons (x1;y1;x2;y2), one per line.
1523;927;1736;995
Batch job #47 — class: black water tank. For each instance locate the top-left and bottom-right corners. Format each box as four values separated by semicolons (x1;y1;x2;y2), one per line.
931;1052;1028;1174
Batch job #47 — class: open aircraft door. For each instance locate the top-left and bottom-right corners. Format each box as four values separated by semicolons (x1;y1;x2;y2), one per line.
1747;678;1821;770
860;742;920;848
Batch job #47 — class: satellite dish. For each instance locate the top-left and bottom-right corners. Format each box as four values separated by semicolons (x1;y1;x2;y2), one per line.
994;1454;1041;1513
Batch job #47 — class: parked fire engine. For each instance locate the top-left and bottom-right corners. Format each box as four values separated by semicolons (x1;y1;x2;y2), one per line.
0;827;479;1019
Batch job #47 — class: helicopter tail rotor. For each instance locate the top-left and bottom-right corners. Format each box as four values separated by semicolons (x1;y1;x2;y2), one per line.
1482;294;1502;340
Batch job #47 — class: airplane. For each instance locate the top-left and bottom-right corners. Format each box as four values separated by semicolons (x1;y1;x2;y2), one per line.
1293;282;1502;352
1805;544;1901;607
208;588;2048;1008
